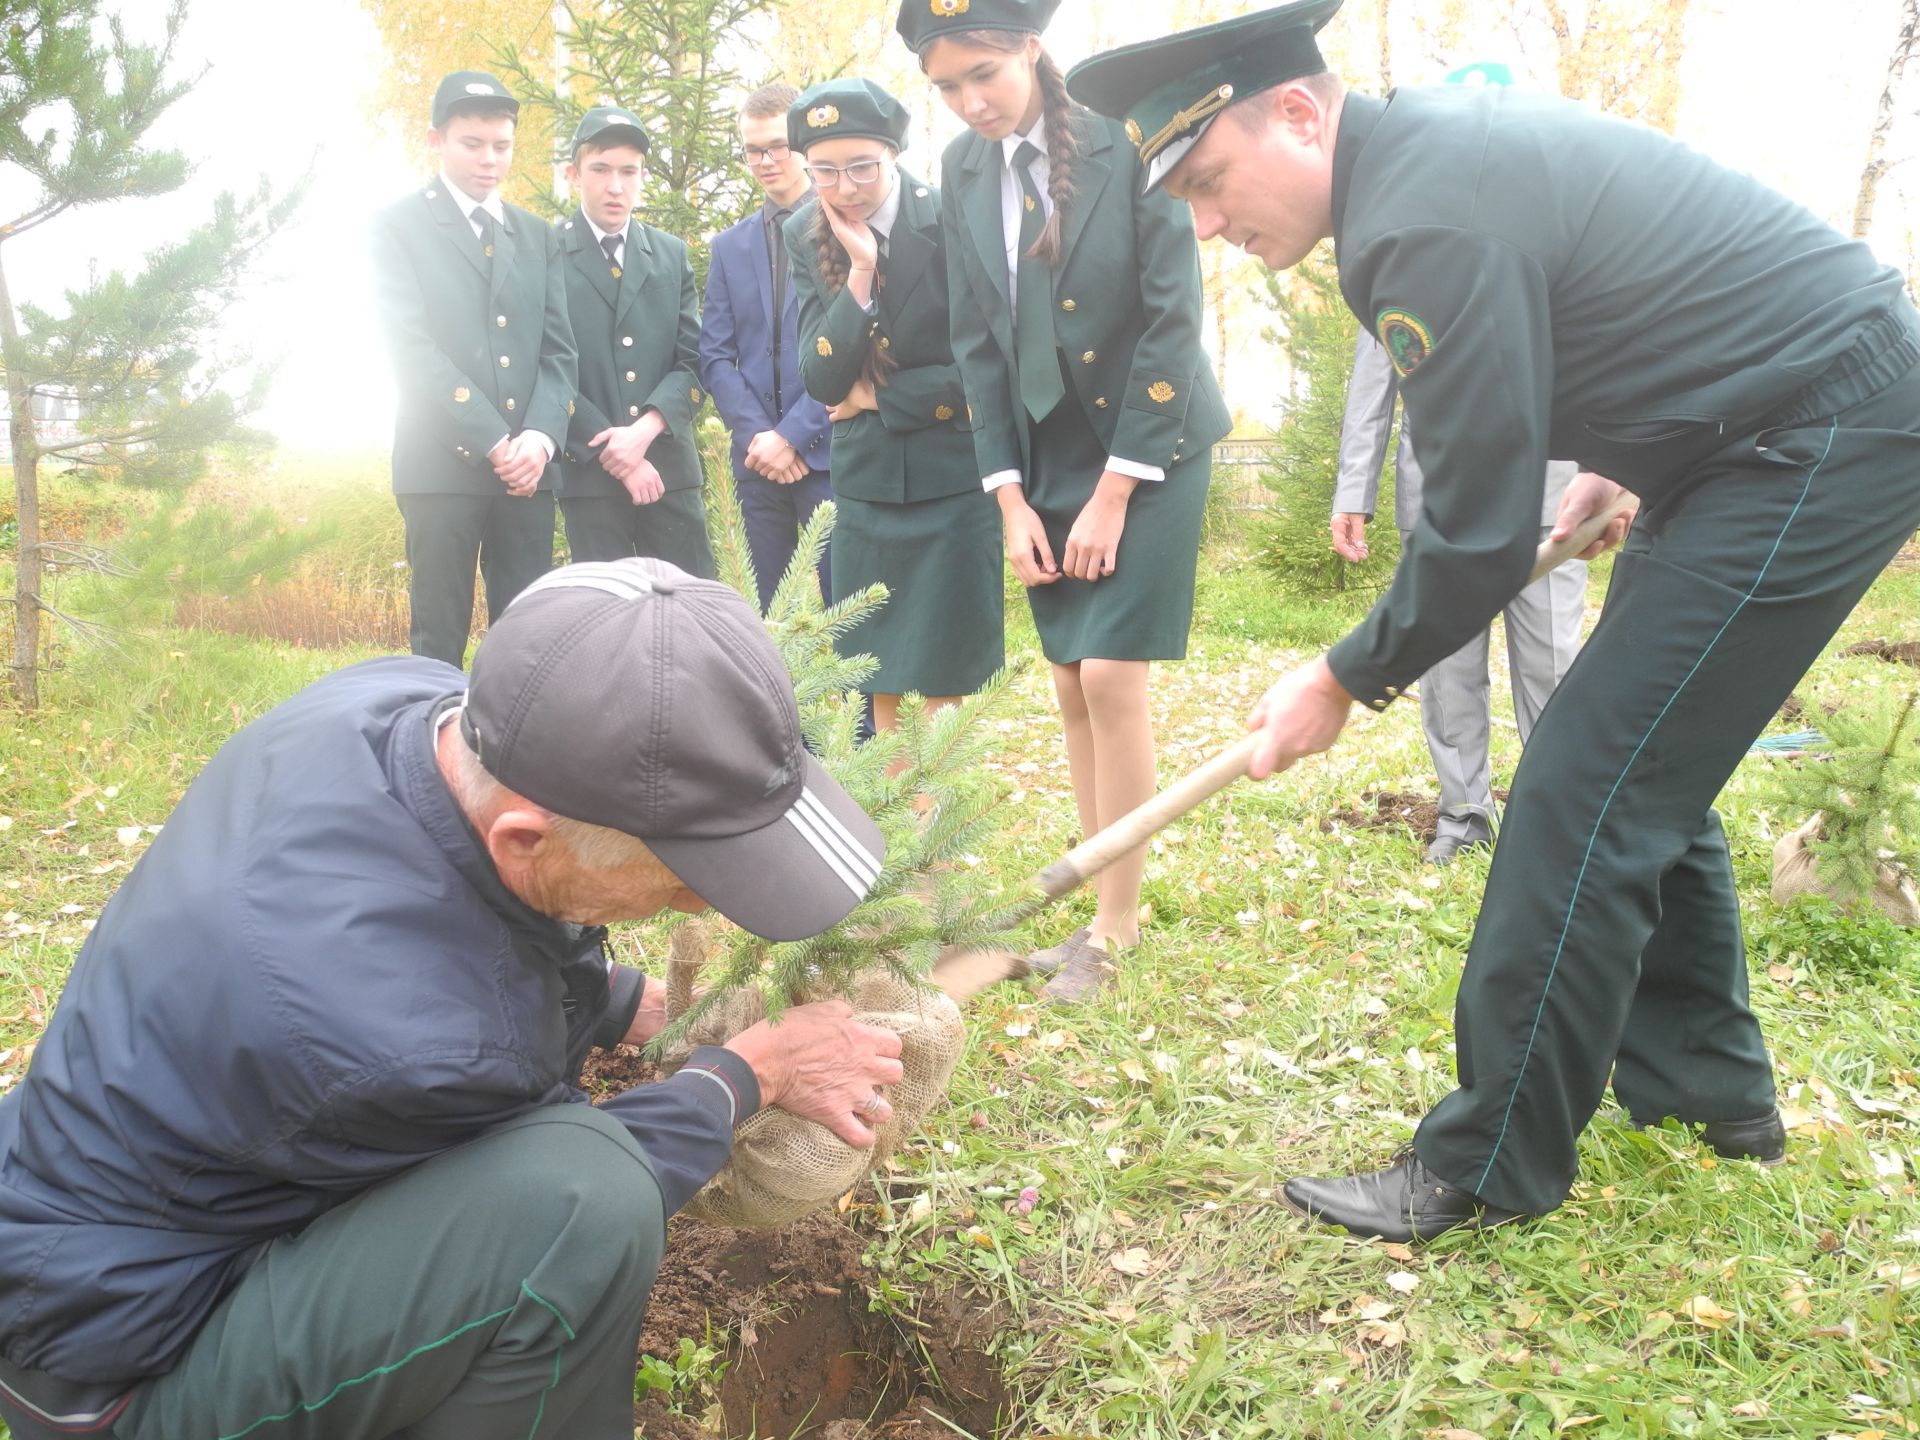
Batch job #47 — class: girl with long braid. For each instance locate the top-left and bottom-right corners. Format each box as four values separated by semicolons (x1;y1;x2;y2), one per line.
783;79;1004;740
898;0;1232;1001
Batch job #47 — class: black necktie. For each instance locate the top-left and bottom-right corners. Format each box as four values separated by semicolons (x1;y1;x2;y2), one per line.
1012;141;1063;423
600;232;622;277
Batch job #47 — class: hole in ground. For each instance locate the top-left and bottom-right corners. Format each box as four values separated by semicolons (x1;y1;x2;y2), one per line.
586;1044;1011;1439
633;1211;1010;1439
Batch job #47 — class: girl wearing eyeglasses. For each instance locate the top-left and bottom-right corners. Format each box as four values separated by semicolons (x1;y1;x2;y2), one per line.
897;0;1232;1001
783;79;1005;751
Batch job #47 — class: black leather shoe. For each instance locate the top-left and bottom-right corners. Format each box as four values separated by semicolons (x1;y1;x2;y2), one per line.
1632;1107;1787;1164
1424;834;1492;865
1282;1149;1528;1244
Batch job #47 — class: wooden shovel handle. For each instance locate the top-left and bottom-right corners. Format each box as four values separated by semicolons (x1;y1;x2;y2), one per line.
1016;504;1633;910
1530;488;1636;583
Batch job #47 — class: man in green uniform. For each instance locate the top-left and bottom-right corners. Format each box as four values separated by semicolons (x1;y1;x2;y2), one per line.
554;107;715;576
372;71;577;667
1068;0;1920;1242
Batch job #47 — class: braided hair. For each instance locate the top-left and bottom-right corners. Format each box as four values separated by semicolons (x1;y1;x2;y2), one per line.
921;30;1083;267
807;189;898;388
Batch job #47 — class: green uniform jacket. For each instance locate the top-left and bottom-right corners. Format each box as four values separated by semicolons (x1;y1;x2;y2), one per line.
554;209;706;497
1325;87;1920;710
372;182;577;495
783;173;977;503
938;112;1231;481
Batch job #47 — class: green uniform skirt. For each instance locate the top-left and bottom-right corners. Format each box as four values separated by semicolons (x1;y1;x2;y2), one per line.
831;486;1004;697
1024;358;1211;664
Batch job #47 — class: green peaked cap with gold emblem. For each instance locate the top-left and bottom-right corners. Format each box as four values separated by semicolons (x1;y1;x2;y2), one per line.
1066;0;1343;194
786;78;912;154
894;0;1061;56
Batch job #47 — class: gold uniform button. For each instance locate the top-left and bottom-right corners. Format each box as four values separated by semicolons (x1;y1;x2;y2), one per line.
426;189;438;199
1081;350;1095;364
625;370;636;382
495;315;507;328
1094;396;1108;408
1384;685;1399;698
498;356;510;368
1060;298;1076;311
934;404;955;421
483;244;494;258
505;398;516;411
566;400;575;415
879;336;890;349
629;405;640;417
621;336;633;347
453;386;470;403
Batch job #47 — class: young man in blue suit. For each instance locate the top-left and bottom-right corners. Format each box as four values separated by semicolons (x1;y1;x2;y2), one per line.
698;82;833;614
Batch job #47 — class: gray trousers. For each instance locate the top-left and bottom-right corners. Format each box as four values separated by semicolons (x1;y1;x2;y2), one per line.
1407;525;1587;844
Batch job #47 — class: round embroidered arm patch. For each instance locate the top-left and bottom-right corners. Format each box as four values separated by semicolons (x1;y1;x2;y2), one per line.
1376;308;1434;377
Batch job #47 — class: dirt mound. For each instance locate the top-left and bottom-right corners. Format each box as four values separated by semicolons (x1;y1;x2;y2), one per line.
1843;638;1920;667
580;1050;1013;1439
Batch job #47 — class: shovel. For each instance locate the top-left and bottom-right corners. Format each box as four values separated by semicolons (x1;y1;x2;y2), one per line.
931;489;1636;1001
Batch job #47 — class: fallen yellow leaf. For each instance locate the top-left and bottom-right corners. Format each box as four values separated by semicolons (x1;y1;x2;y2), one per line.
1682;1295;1735;1328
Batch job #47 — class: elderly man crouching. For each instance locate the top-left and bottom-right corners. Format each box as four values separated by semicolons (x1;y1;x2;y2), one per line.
0;559;901;1440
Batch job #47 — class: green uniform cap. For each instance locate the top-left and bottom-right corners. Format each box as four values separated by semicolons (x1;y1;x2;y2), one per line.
430;70;520;130
894;0;1060;55
570;105;651;157
1065;0;1342;194
786;78;911;154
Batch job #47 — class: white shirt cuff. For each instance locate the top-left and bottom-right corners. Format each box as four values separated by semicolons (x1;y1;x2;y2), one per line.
1106;455;1165;482
981;469;1023;493
530;430;557;461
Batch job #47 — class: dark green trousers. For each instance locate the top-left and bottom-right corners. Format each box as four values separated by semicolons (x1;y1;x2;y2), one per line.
118;1106;663;1440
559;489;716;578
396;491;556;668
1414;368;1920;1215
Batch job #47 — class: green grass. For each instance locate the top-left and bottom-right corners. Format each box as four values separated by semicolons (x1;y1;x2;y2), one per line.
1;455;1916;1438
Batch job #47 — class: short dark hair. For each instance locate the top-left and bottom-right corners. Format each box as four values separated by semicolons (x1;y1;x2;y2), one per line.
1227;70;1343;133
741;82;799;120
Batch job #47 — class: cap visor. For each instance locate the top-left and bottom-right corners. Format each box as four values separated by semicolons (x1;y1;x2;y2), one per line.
647;753;886;943
1142;129;1205;194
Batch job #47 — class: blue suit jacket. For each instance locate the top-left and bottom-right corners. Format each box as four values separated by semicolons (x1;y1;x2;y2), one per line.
698;208;831;481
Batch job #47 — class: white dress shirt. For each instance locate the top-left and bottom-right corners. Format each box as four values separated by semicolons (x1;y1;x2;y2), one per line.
980;122;1162;493
585;212;626;268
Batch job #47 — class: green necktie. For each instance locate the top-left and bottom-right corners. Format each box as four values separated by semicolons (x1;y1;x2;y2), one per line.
1012;141;1064;423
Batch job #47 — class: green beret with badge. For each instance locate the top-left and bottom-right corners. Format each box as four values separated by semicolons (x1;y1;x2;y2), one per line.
430;70;520;129
893;0;1061;55
1065;0;1342;193
570;104;651;157
786;78;911;155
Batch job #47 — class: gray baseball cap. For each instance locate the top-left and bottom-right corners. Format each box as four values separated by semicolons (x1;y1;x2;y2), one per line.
463;559;885;941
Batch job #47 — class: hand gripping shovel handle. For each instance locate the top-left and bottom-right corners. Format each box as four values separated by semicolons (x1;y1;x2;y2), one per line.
1002;497;1635;921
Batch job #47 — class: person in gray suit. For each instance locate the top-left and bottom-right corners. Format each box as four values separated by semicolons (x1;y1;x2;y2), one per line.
1331;329;1587;863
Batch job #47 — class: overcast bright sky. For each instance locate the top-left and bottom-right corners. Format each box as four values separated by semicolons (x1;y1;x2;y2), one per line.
3;0;1914;461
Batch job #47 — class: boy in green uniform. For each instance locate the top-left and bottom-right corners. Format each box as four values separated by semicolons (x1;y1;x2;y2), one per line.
1069;0;1920;1241
372;71;577;667
554;107;715;576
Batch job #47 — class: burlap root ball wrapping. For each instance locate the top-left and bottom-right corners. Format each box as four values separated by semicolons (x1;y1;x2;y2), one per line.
657;928;966;1229
1771;812;1920;926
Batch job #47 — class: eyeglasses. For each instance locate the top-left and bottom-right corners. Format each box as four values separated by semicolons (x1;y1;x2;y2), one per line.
742;143;790;164
803;160;886;187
